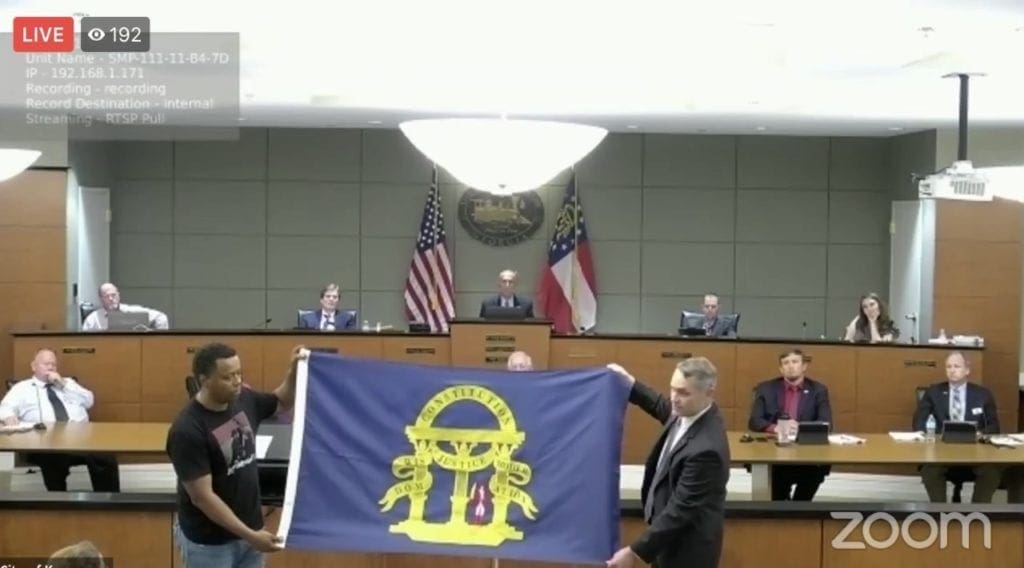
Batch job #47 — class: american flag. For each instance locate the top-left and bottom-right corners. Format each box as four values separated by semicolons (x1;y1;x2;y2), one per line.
404;167;456;332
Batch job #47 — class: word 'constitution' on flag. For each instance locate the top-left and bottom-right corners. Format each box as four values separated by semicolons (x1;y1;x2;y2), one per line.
277;352;631;565
537;173;598;334
404;166;455;332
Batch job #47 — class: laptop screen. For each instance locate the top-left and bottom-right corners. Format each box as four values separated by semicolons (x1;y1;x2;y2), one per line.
107;311;151;331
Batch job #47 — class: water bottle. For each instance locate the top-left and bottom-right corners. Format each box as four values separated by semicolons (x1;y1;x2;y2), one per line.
361;319;370;332
925;414;936;442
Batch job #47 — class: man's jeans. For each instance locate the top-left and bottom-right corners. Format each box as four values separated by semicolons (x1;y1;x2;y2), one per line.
173;517;264;568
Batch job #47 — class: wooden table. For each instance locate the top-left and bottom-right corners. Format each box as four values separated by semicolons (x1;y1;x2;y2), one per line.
729;432;1024;499
0;422;169;491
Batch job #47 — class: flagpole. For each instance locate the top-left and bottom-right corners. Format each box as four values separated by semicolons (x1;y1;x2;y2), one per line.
570;170;579;333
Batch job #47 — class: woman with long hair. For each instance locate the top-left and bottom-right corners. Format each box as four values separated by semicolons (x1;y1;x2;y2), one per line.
843;293;899;343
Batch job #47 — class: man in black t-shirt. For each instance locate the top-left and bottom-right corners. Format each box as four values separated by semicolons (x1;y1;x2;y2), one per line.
167;342;302;567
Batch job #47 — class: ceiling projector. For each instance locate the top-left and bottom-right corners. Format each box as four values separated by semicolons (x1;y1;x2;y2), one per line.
918;160;991;201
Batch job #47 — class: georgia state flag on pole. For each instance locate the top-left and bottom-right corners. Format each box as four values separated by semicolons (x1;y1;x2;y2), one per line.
537;174;597;333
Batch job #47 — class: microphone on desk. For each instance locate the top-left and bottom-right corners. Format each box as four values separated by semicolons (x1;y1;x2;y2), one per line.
801;321;807;340
33;383;47;431
251;318;273;330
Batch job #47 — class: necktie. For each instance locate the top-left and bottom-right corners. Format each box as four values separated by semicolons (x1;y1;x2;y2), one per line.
951;387;963;421
645;418;681;522
658;418;682;469
46;384;69;422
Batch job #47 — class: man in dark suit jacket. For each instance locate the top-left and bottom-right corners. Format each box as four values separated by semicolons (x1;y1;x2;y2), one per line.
297;283;357;331
605;358;730;568
913;351;1002;503
681;293;737;338
749;349;832;501
479;269;534;318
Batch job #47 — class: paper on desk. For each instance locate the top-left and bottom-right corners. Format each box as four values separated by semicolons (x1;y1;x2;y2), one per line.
829;434;866;445
0;422;35;434
256;435;273;459
988;435;1024;448
889;431;926;442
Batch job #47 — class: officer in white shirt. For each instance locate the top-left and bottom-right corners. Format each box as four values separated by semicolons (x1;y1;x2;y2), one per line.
0;349;120;492
82;282;169;331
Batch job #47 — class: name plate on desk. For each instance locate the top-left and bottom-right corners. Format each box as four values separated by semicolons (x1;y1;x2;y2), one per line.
405;347;435;355
904;359;937;367
61;347;95;354
485;356;508;363
485;346;514;353
310;347;339;353
485;334;516;342
660;351;692;359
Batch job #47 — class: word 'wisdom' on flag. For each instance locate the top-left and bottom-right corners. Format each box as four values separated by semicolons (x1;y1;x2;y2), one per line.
278;353;631;564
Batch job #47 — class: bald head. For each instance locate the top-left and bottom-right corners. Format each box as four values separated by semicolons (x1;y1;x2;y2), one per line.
98;282;120;311
507;351;533;371
31;349;58;380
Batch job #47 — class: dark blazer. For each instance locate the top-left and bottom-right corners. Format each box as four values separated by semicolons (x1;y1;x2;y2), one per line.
478;295;534;318
297;309;357;331
748;377;833;432
913;381;999;434
680;311;738;338
628;381;730;568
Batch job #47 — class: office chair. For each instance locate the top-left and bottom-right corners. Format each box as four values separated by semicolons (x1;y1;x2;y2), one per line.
79;302;98;325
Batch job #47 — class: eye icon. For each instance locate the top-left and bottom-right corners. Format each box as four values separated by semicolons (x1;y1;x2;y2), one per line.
87;28;105;41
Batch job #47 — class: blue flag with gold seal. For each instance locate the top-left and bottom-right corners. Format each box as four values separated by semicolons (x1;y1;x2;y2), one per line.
277;352;631;564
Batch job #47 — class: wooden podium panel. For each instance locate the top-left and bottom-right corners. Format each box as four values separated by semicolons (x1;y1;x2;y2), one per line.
262;335;385;383
855;347;982;432
613;339;738;463
13;335;143;421
449;320;550;369
140;335;265;421
381;335;451;366
734;343;858;418
549;337;615;368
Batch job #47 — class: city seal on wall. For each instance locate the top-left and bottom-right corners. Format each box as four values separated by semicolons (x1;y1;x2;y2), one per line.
457;189;544;247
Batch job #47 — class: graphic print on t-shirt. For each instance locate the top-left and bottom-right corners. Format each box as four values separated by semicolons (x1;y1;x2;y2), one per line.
212;411;257;476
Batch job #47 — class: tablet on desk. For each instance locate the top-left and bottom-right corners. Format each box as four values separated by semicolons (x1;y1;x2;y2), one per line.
942;420;979;444
796;422;830;445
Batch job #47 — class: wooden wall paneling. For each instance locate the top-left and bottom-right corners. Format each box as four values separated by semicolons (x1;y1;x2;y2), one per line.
821;518;1023;568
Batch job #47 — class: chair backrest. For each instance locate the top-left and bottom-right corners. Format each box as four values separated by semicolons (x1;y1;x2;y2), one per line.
296;309;316;328
722;312;741;334
79;302;98;324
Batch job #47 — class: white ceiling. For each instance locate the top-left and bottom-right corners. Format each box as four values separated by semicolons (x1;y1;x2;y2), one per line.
3;0;1024;136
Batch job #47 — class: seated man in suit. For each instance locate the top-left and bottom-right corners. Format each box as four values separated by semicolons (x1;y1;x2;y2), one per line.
0;349;120;492
297;283;356;331
749;349;831;500
479;269;534;318
82;282;169;331
913;351;1002;503
683;293;736;337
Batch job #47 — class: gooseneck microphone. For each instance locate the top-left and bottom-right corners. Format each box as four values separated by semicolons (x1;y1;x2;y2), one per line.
251;318;273;330
33;382;47;431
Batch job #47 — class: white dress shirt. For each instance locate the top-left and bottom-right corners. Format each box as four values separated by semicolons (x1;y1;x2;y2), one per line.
320;311;337;330
82;304;170;331
0;377;94;423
